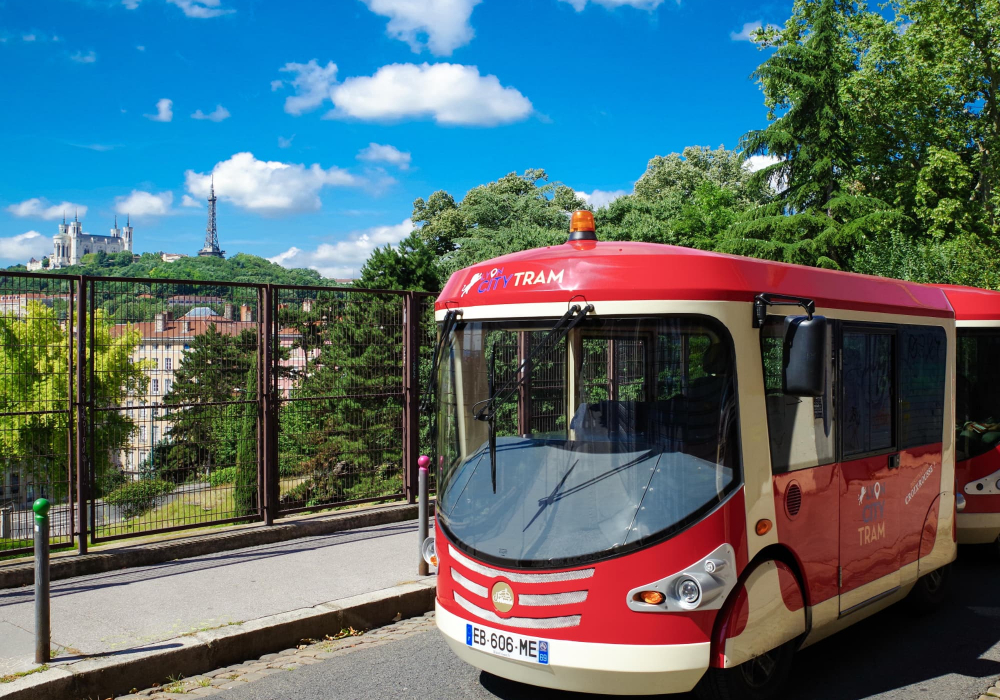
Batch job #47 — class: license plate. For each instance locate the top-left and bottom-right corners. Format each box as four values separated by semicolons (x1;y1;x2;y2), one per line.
466;623;550;665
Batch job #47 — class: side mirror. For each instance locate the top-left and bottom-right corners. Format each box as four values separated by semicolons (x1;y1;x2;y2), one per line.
783;315;826;396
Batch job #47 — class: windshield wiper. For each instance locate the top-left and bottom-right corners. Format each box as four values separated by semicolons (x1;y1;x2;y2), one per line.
421;308;460;414
472;303;594;493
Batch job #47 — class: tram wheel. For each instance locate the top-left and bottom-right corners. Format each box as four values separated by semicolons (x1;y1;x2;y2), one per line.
694;641;795;700
906;563;952;613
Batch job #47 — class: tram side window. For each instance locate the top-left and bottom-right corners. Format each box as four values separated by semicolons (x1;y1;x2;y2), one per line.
899;326;947;449
956;330;1000;460
842;330;895;457
760;316;836;473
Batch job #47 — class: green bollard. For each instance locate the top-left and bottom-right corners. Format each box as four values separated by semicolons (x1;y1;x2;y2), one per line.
33;498;50;664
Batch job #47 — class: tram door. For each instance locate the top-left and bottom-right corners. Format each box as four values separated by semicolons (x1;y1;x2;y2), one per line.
838;327;902;612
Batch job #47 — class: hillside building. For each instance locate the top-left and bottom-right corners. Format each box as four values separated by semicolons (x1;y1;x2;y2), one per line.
48;214;133;268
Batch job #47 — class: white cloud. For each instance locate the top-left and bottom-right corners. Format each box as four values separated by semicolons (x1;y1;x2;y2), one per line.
166;0;234;18
7;198;88;221
277;135;295;148
745;154;782;172
329;62;532;126
559;0;663;10
181;194;202;208
361;0;481;56
270;79;283;91
191;104;231;122
0;231;52;262
731;21;779;42
145;98;173;122
269;219;413;278
123;0;141;8
136;45;146;51
70;50;97;63
114;190;174;217
278;60;338;115
576;189;628;209
184;152;360;215
357;143;411;170
22;34;36;42
745;155;787;192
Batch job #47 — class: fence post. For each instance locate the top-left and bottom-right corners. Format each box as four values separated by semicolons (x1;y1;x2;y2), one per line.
402;292;420;504
33;498;51;664
75;276;88;555
261;285;276;525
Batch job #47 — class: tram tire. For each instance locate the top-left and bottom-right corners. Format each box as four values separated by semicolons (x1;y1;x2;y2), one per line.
694;641;795;700
906;563;952;613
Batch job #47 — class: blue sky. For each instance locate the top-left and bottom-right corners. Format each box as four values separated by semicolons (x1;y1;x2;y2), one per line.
0;0;789;277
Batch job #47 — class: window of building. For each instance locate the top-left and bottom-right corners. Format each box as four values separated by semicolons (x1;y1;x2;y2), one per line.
164;379;172;393
842;329;895;457
165;357;172;371
140;426;147;442
152;379;159;394
151;358;158;369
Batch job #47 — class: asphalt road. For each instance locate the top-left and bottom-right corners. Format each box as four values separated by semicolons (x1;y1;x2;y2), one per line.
217;546;1000;700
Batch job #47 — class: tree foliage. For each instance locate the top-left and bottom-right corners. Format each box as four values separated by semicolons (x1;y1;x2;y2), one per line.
0;302;146;497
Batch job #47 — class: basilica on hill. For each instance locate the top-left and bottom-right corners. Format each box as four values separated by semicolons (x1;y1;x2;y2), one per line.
27;213;133;270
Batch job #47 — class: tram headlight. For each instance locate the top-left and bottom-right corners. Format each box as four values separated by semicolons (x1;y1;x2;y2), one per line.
675;576;702;609
421;536;437;567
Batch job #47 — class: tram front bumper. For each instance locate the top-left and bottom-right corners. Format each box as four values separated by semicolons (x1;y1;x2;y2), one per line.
435;602;711;696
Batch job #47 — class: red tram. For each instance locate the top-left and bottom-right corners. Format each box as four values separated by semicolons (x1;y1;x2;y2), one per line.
935;284;1000;554
425;212;957;698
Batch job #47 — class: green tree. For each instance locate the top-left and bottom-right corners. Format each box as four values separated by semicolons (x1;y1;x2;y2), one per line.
0;302;146;498
233;360;258;518
160;324;256;478
723;0;907;269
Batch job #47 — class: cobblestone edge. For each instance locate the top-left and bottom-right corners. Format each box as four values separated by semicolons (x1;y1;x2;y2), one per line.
113;612;438;699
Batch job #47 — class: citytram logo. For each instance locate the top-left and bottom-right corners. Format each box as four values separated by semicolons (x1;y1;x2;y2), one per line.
858;481;887;545
491;581;515;613
461;267;565;296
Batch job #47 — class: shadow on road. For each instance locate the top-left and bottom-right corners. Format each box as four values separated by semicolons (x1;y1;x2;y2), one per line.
476;546;1000;700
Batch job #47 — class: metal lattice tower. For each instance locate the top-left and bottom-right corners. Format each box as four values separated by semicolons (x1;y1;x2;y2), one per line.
198;176;225;257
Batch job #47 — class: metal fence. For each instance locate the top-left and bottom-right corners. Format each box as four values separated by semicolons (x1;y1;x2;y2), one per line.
0;271;437;556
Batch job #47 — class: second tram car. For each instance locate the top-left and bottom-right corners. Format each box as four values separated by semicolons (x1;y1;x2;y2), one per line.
425;212;957;699
935;284;1000;554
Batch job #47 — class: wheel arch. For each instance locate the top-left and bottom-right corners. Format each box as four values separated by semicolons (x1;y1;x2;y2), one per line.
709;544;810;669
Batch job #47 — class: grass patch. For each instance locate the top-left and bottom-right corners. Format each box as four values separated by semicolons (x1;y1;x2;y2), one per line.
94;485;238;538
0;544;74;563
0;665;49;684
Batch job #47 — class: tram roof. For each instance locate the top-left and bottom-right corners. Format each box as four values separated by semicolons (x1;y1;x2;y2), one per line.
437;241;954;318
932;284;1000;321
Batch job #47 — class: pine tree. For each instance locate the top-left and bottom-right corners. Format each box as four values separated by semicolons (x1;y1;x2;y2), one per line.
160;324;256;478
723;0;907;269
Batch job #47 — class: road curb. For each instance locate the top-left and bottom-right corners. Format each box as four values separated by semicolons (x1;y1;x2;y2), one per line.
0;502;430;590
0;577;438;700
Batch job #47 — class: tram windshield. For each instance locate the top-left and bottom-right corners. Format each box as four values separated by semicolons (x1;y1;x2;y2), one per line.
436;315;740;568
957;330;1000;461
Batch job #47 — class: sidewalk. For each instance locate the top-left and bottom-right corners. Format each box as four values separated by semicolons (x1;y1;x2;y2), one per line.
0;519;428;682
